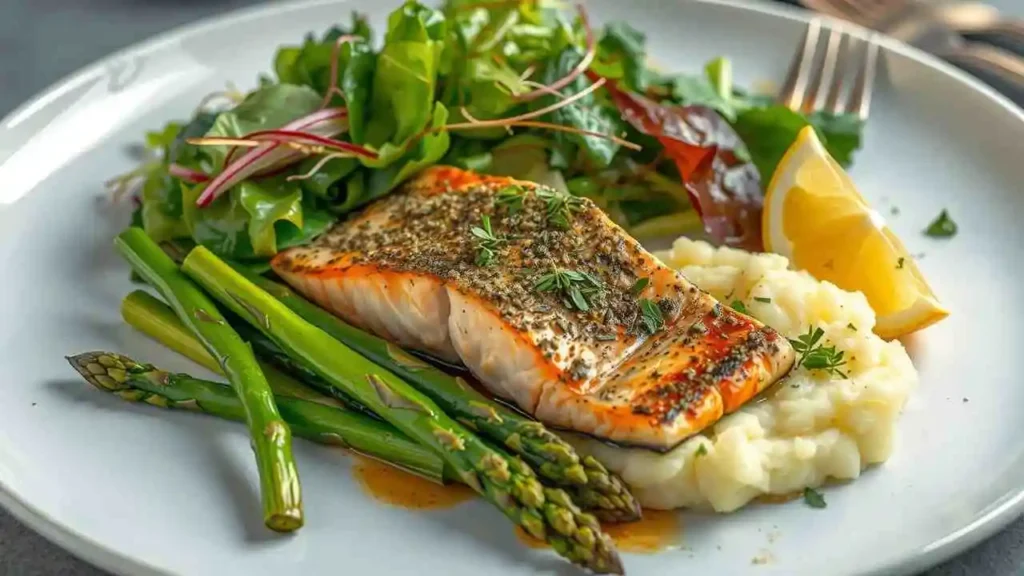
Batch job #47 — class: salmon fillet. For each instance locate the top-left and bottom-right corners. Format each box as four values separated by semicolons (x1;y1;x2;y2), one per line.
272;167;795;450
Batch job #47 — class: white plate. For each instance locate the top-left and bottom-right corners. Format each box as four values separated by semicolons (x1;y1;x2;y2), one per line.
1;1;1022;575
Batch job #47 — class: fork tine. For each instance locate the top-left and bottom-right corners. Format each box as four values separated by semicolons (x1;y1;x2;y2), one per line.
803;26;845;114
847;34;880;120
778;19;823;111
825;32;853;114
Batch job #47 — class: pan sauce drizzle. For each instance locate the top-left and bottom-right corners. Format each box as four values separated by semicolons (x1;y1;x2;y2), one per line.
352;459;682;552
352;458;474;510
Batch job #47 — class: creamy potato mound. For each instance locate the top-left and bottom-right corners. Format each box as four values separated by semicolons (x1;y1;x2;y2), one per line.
566;237;918;513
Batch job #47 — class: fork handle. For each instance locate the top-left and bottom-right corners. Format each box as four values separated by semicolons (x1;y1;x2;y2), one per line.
962;21;1024;59
937;42;1024;107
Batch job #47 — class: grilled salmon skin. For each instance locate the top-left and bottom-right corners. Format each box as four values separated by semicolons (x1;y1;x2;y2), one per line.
272;167;795;450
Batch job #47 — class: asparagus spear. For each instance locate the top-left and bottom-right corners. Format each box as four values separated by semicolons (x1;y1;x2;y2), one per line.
114;228;302;532
242;272;640;522
66;352;448;484
182;246;624;575
123;290;381;420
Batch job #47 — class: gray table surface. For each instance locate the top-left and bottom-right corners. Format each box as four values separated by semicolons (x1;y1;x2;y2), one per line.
2;1;1022;574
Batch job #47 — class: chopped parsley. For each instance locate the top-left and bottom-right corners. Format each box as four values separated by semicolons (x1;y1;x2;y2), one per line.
896;257;905;269
630;277;650;296
803;487;827;509
535;268;603;312
924;209;957;238
847;323;857;331
470;215;503;266
789;326;848;379
695;444;708;457
730;300;748;314
537;189;585;229
638;298;665;334
753;296;772;304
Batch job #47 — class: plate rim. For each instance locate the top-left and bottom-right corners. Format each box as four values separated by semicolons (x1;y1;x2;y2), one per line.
1;1;1021;575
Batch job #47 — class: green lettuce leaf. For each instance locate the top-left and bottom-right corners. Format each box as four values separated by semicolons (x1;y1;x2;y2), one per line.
592;22;647;93
202;84;323;167
295;155;360;201
731;104;864;184
181;177;334;260
808;111;863;168
137;112;218;243
368;2;447;147
273;27;376;143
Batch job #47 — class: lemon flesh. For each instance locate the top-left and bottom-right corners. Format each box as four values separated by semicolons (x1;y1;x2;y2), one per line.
762;126;948;339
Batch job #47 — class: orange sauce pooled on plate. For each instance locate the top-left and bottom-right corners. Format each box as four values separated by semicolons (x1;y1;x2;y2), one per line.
352;458;474;510
515;509;683;553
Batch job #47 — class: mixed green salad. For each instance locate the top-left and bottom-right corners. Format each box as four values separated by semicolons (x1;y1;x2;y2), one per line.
113;0;863;265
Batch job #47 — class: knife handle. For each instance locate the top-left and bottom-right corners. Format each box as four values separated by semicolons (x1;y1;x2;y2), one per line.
937;42;1024;107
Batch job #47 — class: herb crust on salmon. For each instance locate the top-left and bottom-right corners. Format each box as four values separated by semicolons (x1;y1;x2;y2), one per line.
272;167;795;450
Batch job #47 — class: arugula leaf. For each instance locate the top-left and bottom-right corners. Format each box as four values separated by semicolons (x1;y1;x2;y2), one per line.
202;84;323;167
808;111;863;168
592;21;647;93
731;104;864;183
731;105;809;185
539;46;624;168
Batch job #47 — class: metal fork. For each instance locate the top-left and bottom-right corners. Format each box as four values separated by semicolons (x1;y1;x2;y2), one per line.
803;0;1024;106
778;19;880;120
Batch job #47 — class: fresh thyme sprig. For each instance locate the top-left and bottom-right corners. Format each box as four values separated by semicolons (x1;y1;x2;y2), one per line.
495;185;525;214
470;215;503;266
789;326;848;379
638;298;665;335
630;277;650;296
536;189;585;229
534;268;603;312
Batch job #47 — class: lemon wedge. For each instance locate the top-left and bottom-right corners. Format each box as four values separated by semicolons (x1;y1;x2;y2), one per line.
762;126;948;339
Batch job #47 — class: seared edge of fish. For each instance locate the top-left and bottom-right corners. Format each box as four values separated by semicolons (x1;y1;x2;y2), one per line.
273;167;794;449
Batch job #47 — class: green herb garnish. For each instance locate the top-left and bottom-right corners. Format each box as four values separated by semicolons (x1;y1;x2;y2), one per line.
695;444;708;457
495;186;525;214
847;323;857;331
470;215;503;266
630;277;650;296
537;189;585;229
803;487;827;509
753;296;772;304
925;209;957;238
535;268;604;312
638;298;665;335
730;300;748;314
896;257;905;269
789;326;848;379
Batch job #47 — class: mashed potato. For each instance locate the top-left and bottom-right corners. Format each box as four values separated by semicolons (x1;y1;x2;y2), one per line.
565;237;918;513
